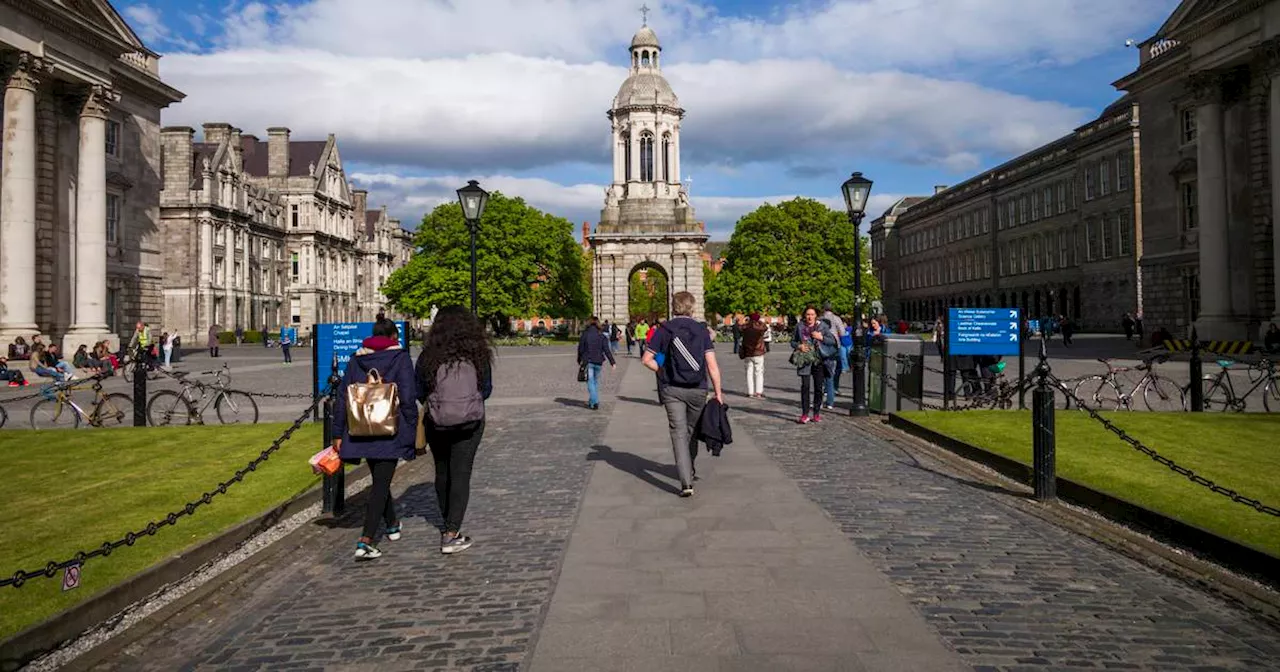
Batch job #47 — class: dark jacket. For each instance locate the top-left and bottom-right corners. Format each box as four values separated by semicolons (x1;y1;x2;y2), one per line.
333;336;419;462
696;398;733;456
577;325;617;366
739;322;767;358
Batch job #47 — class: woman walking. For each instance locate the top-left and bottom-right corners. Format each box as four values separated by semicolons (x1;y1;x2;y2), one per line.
161;331;175;368
739;312;768;398
793;307;837;423
577;316;616;410
417;306;493;555
332;318;419;561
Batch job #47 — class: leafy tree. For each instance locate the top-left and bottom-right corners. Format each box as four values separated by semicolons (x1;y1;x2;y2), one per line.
383;192;591;333
628;269;668;323
705;197;880;320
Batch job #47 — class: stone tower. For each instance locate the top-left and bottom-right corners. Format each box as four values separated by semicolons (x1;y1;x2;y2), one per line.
590;22;707;324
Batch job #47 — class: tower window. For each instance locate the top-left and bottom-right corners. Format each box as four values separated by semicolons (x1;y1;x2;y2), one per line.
640;133;654;182
662;133;671;182
623;132;632;181
641;51;650;67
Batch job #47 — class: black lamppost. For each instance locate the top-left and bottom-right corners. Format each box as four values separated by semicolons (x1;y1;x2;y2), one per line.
456;180;489;316
841;171;873;417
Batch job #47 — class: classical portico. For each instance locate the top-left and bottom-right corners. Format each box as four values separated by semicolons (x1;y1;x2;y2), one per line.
589;22;707;324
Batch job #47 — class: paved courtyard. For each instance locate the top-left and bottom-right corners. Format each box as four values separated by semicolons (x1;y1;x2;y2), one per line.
29;345;1280;670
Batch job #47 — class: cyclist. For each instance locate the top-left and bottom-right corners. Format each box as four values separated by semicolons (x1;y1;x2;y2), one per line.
974;354;1005;394
956;354;980;398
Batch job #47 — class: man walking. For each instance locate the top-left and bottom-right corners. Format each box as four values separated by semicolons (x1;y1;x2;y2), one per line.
820;302;846;409
643;291;724;498
280;325;296;364
731;317;742;355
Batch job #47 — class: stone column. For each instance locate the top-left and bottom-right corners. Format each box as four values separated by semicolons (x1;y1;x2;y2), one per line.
1189;71;1241;340
64;85;120;352
1262;40;1280;326
0;54;49;342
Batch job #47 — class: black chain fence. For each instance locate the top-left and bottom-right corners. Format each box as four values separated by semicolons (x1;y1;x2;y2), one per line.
0;387;332;589
150;367;315;400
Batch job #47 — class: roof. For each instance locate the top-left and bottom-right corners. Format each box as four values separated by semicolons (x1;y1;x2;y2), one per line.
631;25;661;49
703;241;728;260
615;72;679;108
239;136;327;178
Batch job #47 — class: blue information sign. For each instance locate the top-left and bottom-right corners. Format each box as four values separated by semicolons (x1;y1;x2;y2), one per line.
313;321;409;396
947;307;1021;356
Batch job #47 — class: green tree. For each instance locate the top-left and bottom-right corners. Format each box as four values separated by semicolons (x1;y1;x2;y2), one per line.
628;269;668;322
705;197;880;320
383;192;591;332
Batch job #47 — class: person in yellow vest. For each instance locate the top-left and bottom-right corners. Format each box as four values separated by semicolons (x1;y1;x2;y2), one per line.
633;320;650;357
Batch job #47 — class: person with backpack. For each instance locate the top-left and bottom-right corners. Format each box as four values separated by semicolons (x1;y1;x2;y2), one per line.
416;306;494;555
331;318;419;561
792;307;837;424
642;291;724;498
577;316;617;410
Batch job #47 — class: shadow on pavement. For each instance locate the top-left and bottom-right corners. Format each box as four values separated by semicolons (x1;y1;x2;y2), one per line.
617;395;661;407
553;396;589;408
314;481;447;538
885;437;1032;500
586;444;680;495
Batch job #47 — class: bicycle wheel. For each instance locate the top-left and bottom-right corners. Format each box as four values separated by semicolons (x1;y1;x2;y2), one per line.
30;400;80;429
215;391;259;425
0;404;7;428
1262;380;1279;412
147;390;194;426
1201;375;1234;411
121;362;133;383
1073;376;1122;410
94;393;134;428
1142;378;1186;412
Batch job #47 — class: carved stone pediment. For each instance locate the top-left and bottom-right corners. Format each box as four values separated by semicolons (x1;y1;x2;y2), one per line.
1169;156;1198;177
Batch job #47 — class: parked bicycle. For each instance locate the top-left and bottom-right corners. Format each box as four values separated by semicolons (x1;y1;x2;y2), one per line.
1196;356;1279;412
146;364;259;425
1073;353;1185;411
959;363;1016;409
29;375;133;429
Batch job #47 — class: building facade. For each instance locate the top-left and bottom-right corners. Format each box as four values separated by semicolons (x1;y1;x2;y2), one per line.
588;23;707;324
0;0;184;352
1115;0;1279;341
872;100;1142;331
159;124;412;340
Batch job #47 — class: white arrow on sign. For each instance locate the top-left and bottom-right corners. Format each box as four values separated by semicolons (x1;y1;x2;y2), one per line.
1008;322;1017;331
1008;310;1017;318
1009;333;1018;341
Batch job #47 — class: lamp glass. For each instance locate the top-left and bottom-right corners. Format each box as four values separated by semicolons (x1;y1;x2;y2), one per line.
457;180;489;221
841;172;873;217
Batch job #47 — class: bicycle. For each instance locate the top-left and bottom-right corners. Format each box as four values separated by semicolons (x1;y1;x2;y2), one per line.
1195;356;1279;412
958;364;1016;409
0;403;7;428
1073;354;1185;411
29;376;134;429
120;351;163;383
146;364;259;426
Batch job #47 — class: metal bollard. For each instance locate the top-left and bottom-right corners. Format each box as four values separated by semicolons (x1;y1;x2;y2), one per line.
321;365;345;515
1032;338;1056;502
1189;327;1203;412
133;349;147;427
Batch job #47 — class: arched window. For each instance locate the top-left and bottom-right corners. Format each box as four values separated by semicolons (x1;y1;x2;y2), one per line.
641;50;650;67
632;52;639;68
640;133;654;182
623;131;632;182
661;133;671;182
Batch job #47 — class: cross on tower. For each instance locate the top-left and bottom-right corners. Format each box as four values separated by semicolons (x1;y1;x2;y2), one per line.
640;3;650;25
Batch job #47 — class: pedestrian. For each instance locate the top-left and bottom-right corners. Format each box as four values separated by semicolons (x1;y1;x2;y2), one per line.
793;307;836;424
162;331;174;368
577;316;617;410
234;325;244;346
207;324;220;358
820;303;846;408
280;325;295;364
739;312;768;398
634;319;650;356
731;317;742;355
416;306;493;555
332;318;419;561
1121;313;1135;341
1060;315;1074;347
625;318;636;356
1264;322;1280;354
642;291;724;497
932;315;945;359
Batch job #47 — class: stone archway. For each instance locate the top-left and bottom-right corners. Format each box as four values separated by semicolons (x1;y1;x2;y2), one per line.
590;234;706;325
627;261;670;323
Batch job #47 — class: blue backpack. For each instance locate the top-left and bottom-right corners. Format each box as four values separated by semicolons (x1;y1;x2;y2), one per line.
659;319;706;388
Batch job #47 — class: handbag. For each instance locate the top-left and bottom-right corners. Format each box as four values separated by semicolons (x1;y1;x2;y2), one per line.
789;347;819;368
345;368;399;437
577;362;588;382
309;445;342;476
414;403;428;454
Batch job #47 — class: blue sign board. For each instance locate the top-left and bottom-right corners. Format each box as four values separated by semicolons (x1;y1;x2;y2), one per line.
947;307;1021;356
314;321;409;396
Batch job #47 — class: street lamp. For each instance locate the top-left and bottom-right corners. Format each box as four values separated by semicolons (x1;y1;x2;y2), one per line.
456;180;489;316
841;171;873;417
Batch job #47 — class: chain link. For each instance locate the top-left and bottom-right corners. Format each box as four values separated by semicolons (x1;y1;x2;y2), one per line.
0;385;334;588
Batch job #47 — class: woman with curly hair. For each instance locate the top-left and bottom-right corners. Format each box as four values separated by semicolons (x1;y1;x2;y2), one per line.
416;305;494;555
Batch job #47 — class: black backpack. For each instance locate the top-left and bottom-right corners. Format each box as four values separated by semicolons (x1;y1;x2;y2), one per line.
660;319;706;388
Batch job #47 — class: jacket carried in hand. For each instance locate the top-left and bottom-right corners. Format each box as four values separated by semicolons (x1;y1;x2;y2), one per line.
332;336;419;462
696;398;733;456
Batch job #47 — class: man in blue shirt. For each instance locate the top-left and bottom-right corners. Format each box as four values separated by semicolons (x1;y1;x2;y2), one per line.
643;291;724;497
280;326;296;364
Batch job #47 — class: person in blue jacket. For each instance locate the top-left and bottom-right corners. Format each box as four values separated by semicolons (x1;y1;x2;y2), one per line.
577;316;617;410
331;318;419;561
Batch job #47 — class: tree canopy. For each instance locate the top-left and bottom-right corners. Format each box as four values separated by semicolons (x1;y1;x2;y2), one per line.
628;268;668;323
705;197;880;319
382;192;591;329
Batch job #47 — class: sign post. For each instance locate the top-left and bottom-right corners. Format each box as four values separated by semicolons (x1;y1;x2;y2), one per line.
947;307;1022;404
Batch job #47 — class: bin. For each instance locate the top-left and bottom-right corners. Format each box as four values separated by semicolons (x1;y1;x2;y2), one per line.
881;335;924;413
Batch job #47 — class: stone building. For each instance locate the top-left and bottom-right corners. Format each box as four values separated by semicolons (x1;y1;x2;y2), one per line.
871;100;1142;331
588;22;706;324
1115;0;1279;341
354;188;412;321
0;0;184;352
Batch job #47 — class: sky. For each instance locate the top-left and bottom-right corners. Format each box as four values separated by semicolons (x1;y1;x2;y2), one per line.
120;0;1180;240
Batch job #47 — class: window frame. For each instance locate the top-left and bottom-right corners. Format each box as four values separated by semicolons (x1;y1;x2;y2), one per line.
1101;213;1114;259
1057;182;1066;214
106;192;121;244
1180;180;1198;231
1118;210;1132;256
105;119;121;158
1099;160;1110;196
1084;165;1096;201
1180;107;1197;145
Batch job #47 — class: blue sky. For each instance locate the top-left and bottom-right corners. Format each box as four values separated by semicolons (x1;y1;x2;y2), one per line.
121;0;1179;239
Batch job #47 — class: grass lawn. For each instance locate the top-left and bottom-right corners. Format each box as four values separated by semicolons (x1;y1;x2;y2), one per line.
898;411;1280;558
0;422;322;640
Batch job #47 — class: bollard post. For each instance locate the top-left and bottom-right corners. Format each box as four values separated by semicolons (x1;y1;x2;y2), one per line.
1188;327;1203;412
1032;337;1056;501
321;359;344;515
132;347;147;427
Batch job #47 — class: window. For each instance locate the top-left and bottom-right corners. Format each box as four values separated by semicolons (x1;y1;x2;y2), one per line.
214;257;224;283
1084;165;1096;200
105;119;121;157
623;132;631;181
290;297;301;324
639;133;654;182
1011;242;1020;275
106;193;121;243
1044;187;1054;217
983;248;991;278
1005;201;1015;229
1180;108;1197;144
1031;237;1041;272
1118;210;1132;255
1101;214;1114;258
291;252;299;279
1183;271;1200;324
1099;160;1110;196
999;245;1007;276
1180;181;1198;230
1086;219;1099;261
1067;179;1076;209
981;209;989;233
1057;183;1066;214
1019;195;1027;224
291;204;299;228
1117;152;1130;191
1059;230;1069;267
662;133;671;182
106;288;119;333
1045;234;1055;270
1032;191;1041;221
234;261;242;288
1021;239;1030;273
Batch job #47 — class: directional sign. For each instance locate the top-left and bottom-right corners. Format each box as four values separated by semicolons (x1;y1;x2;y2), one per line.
314;321;409;397
947;307;1021;356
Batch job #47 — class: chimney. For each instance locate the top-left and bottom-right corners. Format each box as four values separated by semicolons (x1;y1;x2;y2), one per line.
352;188;368;220
582;221;590;244
267;126;291;177
933;185;948;195
160;126;194;196
202;122;232;146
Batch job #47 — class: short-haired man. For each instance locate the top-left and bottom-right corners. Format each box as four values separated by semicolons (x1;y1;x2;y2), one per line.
643;291;724;497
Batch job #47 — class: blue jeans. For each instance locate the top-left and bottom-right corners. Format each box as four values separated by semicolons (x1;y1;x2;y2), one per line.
34;366;64;382
587;363;603;406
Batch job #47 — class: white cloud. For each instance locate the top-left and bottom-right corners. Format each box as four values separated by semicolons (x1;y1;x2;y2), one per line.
123;3;200;51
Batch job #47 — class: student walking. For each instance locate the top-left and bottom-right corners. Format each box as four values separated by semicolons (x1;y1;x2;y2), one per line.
634;320;650;356
739;312;768;398
819;303;846;409
793;307;837;424
280;326;296;364
417;306;493;555
332;318;419;561
577;316;617;410
162;331;174;368
642;291;724;497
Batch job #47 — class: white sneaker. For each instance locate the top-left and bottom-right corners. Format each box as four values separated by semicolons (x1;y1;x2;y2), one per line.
354;542;382;560
386;525;402;542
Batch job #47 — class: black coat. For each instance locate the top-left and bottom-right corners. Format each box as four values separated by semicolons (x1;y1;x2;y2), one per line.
696;398;733;456
577;325;616;366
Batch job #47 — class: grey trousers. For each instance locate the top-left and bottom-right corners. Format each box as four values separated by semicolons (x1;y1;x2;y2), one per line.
659;385;708;488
